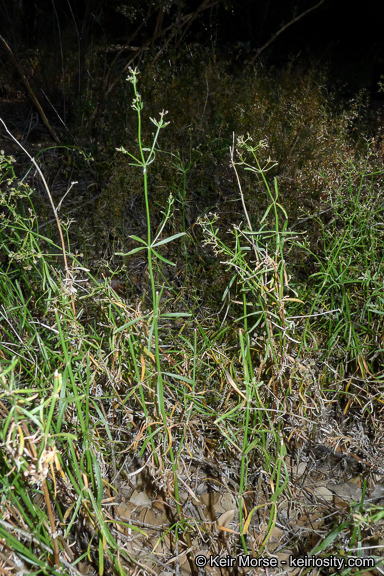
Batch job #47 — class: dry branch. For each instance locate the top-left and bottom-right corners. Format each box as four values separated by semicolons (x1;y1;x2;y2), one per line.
0;35;60;144
251;0;326;63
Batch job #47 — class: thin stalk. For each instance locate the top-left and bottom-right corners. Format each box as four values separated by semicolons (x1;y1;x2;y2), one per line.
0;119;76;316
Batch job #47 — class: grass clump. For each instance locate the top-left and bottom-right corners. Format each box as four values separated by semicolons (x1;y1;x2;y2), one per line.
0;65;384;576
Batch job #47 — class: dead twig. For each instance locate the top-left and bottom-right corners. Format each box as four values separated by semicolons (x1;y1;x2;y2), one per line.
0;35;60;144
0;119;76;317
251;0;326;63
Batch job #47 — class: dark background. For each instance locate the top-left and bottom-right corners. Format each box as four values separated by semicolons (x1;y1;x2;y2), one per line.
219;0;384;94
1;0;384;125
1;0;383;70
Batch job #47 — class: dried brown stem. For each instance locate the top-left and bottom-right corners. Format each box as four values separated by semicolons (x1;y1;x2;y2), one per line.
0;36;60;143
0;119;76;317
20;420;60;568
251;0;326;63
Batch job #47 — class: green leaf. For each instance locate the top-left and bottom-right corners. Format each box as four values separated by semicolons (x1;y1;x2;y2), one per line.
115;246;145;256
160;312;191;318
130;235;148;245
114;314;149;333
151;249;175;266
311;522;350;554
260;204;273;223
152;232;186;247
162;372;195;385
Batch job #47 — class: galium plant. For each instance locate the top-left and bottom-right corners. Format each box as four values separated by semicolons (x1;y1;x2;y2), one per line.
116;67;193;545
198;135;304;388
197;134;304;553
116;68;185;310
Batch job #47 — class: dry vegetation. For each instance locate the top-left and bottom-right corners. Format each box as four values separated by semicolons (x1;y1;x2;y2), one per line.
0;47;384;576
